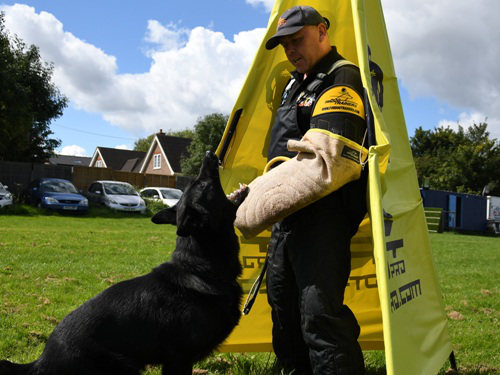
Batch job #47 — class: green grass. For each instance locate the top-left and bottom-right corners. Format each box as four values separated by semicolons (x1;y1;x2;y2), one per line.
430;233;499;374
0;208;498;374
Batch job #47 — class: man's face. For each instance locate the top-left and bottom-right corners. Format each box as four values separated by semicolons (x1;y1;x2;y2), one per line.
279;25;325;74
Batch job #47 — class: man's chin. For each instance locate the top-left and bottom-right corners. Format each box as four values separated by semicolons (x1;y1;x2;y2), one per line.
294;63;309;74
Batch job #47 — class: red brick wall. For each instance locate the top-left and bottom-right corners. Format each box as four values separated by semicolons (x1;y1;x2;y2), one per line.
144;144;173;175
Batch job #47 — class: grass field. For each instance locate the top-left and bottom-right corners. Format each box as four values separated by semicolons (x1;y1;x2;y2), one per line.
0;208;498;374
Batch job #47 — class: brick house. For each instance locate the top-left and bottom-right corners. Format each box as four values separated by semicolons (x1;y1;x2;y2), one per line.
89;131;191;176
139;131;191;176
89;147;146;172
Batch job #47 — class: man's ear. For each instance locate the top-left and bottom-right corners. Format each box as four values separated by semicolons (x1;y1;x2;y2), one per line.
318;23;328;41
151;205;177;225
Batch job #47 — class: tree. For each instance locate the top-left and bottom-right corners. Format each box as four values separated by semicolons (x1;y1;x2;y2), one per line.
0;13;67;162
181;113;228;176
410;123;500;195
133;129;194;152
133;134;155;152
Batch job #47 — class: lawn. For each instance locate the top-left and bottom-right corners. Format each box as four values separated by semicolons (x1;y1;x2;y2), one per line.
0;208;498;374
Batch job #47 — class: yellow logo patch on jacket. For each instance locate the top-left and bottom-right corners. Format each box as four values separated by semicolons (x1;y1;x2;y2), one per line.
312;86;365;119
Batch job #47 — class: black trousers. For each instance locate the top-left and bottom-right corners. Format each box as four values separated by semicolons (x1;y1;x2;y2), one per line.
266;172;367;375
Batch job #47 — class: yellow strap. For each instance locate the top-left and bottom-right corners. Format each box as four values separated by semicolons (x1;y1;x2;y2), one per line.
263;156;290;173
307;128;368;155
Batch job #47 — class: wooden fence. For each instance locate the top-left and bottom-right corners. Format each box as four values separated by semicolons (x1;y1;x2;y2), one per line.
0;161;177;197
0;161;72;196
72;166;176;191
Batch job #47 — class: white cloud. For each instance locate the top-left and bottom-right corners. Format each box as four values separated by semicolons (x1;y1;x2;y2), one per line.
382;0;500;124
439;112;500;140
144;20;189;52
245;0;274;12
59;145;88;156
3;1;499;143
115;144;130;150
0;4;265;135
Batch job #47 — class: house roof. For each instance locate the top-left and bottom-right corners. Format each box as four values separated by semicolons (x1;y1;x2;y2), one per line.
121;157;143;173
95;147;146;171
49;154;92;167
156;134;191;173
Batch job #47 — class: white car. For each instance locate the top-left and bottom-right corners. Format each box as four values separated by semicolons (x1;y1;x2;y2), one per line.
0;183;13;208
140;187;183;207
86;181;146;213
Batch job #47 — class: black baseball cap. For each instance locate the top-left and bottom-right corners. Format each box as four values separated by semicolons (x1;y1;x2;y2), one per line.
265;6;330;50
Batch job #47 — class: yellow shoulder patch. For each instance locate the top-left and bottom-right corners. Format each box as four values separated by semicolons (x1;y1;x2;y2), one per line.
312;86;365;119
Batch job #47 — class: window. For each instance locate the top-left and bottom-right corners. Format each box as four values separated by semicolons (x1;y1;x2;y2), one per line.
153;154;161;169
89;183;102;193
141;189;155;198
96;160;103;168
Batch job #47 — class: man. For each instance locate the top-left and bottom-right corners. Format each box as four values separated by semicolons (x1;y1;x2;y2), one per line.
263;5;367;374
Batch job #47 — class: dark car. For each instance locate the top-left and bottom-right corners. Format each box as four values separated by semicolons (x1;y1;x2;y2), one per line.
25;178;88;213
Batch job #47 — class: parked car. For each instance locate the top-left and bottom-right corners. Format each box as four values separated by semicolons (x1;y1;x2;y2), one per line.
24;178;88;213
139;187;183;207
86;181;146;213
0;183;13;208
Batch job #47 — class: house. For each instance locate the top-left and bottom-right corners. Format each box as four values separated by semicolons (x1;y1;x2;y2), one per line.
89;147;146;172
49;154;92;167
89;131;191;176
140;131;192;175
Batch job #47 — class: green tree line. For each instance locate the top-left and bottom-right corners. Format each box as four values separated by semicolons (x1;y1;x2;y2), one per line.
410;123;500;195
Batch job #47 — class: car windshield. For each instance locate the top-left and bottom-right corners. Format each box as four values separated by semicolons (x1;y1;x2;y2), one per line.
41;180;78;194
160;189;182;199
103;183;138;196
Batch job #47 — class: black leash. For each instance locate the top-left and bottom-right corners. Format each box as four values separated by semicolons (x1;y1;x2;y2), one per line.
242;255;268;315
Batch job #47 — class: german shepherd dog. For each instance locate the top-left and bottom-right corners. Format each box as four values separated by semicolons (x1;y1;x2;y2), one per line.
0;151;248;375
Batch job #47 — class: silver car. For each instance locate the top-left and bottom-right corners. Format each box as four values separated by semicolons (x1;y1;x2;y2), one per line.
140;187;183;207
86;181;146;213
0;183;13;208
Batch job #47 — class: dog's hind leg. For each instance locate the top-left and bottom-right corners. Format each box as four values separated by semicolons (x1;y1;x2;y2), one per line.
161;361;192;375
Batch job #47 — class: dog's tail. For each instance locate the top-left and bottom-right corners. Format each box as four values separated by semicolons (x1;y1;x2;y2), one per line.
0;360;36;375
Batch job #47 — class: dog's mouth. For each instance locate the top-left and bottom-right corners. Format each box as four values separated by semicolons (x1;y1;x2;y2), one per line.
227;183;249;207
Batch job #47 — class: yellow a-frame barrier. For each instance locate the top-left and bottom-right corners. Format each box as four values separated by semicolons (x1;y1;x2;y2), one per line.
216;1;452;374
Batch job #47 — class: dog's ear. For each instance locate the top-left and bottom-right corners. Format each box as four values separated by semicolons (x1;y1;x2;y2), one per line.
151;205;177;225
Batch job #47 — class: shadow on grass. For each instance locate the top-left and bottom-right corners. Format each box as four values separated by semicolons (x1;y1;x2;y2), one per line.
195;353;389;375
0;204;39;216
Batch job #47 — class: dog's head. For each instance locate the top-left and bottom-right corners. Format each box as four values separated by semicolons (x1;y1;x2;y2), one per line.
152;151;248;237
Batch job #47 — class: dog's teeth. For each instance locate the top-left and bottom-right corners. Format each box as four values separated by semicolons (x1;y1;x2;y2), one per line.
227;183;248;202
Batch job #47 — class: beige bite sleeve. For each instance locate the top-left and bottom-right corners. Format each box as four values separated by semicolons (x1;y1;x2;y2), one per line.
234;129;367;239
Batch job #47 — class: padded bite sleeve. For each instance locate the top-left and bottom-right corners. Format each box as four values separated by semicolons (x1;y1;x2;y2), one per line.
235;129;367;239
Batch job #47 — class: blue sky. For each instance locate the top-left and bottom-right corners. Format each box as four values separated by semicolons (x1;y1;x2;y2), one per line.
1;0;498;156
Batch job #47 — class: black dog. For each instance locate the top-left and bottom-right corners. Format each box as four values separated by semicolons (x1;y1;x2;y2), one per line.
0;151;248;375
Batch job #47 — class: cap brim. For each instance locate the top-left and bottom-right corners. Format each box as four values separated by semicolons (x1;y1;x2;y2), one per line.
265;25;305;50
